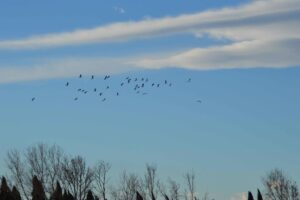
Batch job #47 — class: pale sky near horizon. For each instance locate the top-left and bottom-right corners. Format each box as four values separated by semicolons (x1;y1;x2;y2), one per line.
0;1;300;200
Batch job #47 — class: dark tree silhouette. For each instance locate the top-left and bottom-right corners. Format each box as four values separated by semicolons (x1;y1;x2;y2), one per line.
50;182;63;200
136;192;143;200
86;190;94;200
257;189;263;200
11;186;21;200
0;177;11;200
32;176;46;200
248;192;254;200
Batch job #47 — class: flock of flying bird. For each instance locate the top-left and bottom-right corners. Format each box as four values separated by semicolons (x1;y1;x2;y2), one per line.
31;74;202;103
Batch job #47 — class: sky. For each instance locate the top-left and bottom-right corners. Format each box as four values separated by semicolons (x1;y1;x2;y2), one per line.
0;0;300;199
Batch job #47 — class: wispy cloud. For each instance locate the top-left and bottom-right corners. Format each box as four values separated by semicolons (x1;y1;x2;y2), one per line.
0;0;298;50
0;57;137;84
113;6;126;14
0;0;299;84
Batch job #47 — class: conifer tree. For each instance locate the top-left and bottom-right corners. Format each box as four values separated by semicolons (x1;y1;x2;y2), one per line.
31;176;46;200
86;190;94;200
50;182;62;200
0;177;12;200
11;186;21;200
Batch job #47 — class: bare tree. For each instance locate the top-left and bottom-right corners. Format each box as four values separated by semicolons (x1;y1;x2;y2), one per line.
112;171;144;200
62;155;94;200
168;179;180;200
144;164;159;200
184;172;197;200
6;144;65;200
94;161;111;200
155;178;182;200
6;150;30;200
262;168;299;200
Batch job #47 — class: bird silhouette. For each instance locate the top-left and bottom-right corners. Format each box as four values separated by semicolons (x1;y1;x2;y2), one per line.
117;92;119;96
104;75;110;80
74;97;78;101
187;78;192;82
165;80;167;84
152;83;155;87
102;98;106;102
106;86;110;89
157;84;160;87
135;78;138;81
196;100;202;103
31;97;35;101
121;82;124;86
91;75;94;80
127;79;131;84
77;88;82;92
94;88;97;92
79;74;82;78
99;92;103;96
65;82;69;87
141;83;144;88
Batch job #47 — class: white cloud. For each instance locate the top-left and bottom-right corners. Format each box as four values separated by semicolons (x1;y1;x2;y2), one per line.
113;6;125;14
133;38;300;70
0;57;137;84
0;0;298;49
0;0;299;83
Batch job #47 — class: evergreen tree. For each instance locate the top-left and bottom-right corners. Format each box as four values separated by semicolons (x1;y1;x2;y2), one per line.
257;189;263;200
50;182;62;200
136;191;143;200
31;176;46;200
11;186;21;200
86;190;94;200
248;192;254;200
0;177;12;200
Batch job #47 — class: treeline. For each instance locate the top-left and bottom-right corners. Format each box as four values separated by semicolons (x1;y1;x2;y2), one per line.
1;143;300;200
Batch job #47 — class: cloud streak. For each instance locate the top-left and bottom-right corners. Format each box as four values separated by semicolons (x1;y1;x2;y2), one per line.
0;0;299;49
0;0;299;83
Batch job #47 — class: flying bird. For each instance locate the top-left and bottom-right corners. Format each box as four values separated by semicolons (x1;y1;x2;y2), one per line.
91;75;94;79
65;82;69;87
104;75;110;80
117;92;119;96
152;83;155;87
99;92;103;96
164;80;167;84
79;74;82;78
121;82;124;86
102;98;106;102
77;88;82;92
94;88;97;92
157;84;160;87
187;78;192;82
106;86;110;89
31;97;35;101
196;100;202;103
74;97;78;101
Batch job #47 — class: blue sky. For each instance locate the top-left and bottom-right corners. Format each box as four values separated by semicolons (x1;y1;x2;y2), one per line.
0;0;300;200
